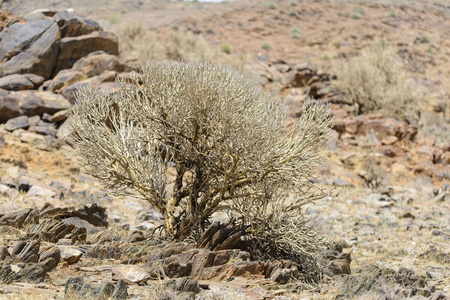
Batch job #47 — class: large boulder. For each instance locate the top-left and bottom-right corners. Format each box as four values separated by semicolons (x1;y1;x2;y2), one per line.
0;9;116;81
0;12;60;80
56;32;118;74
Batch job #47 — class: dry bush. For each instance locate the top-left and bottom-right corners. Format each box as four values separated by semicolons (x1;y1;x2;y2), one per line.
116;24;248;70
67;61;331;265
332;45;423;123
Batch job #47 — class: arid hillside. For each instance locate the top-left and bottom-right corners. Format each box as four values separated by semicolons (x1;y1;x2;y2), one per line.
0;0;448;299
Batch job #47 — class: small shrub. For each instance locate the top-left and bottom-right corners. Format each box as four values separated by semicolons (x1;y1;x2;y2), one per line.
349;11;363;19
389;10;396;17
266;1;278;9
426;47;436;54
349;7;365;19
291;27;301;39
321;54;330;60
332;45;422;122
420;35;430;43
220;43;232;54
378;38;389;46
261;42;271;50
290;1;298;6
289;9;297;16
171;24;179;31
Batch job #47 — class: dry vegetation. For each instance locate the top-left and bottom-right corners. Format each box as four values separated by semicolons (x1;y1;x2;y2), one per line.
332;45;424;123
116;24;248;71
68;62;332;265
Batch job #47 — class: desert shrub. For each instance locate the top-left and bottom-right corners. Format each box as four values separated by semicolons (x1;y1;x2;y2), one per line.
291;27;301;39
116;24;246;70
67;62;331;260
220;43;233;54
261;42;271;50
331;45;422;122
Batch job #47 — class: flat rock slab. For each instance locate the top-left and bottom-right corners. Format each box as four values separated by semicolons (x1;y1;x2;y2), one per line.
0;74;44;91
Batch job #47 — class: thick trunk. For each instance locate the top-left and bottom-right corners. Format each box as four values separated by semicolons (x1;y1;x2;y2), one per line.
164;196;178;237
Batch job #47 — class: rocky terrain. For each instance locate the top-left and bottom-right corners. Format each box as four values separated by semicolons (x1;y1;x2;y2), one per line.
0;0;449;299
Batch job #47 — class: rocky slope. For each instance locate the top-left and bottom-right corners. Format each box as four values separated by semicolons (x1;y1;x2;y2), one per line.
0;1;449;299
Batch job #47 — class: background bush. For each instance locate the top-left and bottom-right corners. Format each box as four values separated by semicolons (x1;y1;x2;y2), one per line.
332;45;423;123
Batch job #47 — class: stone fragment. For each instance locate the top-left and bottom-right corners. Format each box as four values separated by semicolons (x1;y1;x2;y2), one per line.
0;74;35;91
112;279;128;299
12;91;69;117
112;265;150;283
15;239;40;263
0;246;11;261
53;11;101;38
60;247;83;265
166;277;200;294
4;116;29;131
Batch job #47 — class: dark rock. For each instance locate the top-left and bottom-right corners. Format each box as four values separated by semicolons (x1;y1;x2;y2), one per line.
124;230;145;243
15;239;40;263
56;32;118;73
10;241;27;258
39;246;61;266
99;282;115;299
112;279;128;299
40;203;108;230
0;246;10;261
0;74;36;91
166;277;200;294
12;90;69;117
0;89;21;123
53;11;101;38
269;268;294;284
17;262;47;283
65;276;85;295
51;109;67;123
28;219;77;243
0;262;19;284
18;176;31;192
0;11;55;62
4;115;30;131
0;14;60;79
32;124;57;136
328;259;351;276
0;208;39;228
